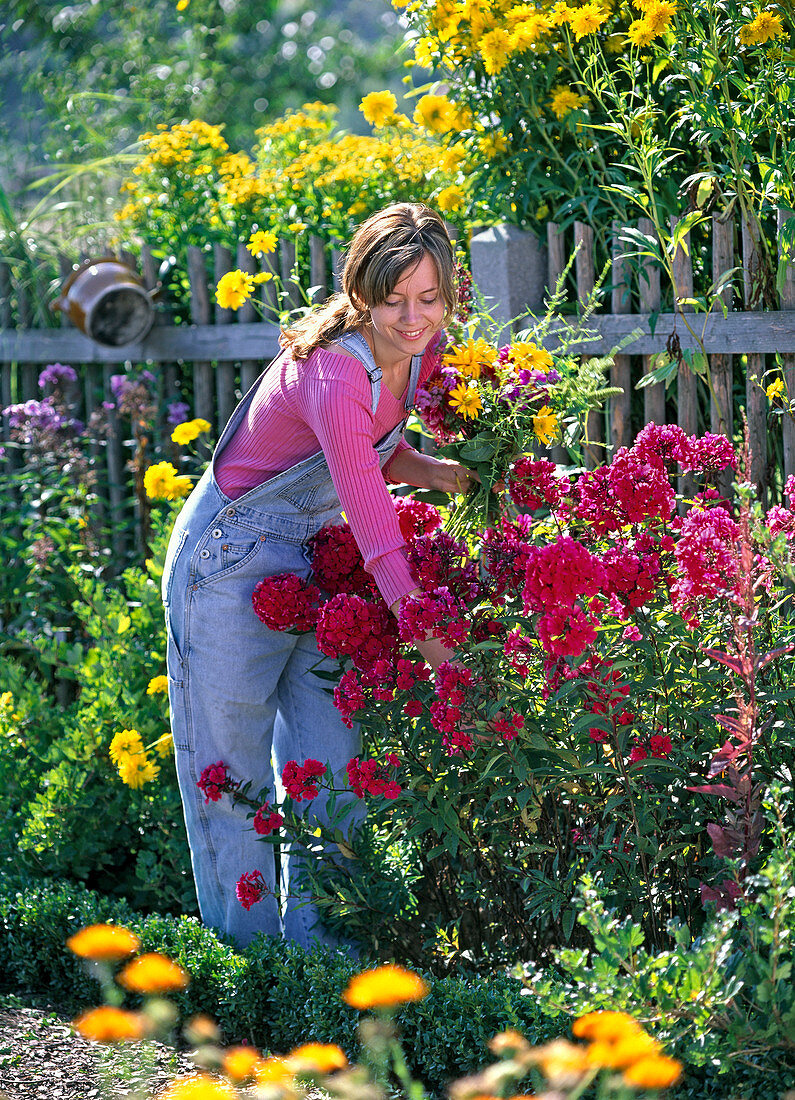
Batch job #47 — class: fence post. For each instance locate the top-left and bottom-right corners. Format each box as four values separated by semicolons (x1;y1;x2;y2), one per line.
545;223;568;464
309;235;329;304
610;222;633;452
573;221;603;467
638;217;665;426
469;224;547;340
778;208;795;484
236;241;262;394
187;245;214;425
279;237;302;313
741;218;767;500
711;211;735;500
0;261;15;469
670;214;697;503
214;244;237;431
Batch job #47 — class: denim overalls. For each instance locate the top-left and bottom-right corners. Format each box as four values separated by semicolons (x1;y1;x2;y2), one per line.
162;332;422;948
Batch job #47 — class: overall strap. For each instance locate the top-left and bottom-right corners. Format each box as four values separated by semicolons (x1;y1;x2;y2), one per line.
405;352;423;413
335;331;382;416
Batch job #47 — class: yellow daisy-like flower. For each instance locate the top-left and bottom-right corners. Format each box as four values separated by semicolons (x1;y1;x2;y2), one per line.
287;221;308;233
510;341;554;371
286;1042;349;1073
766;378;785;400
622;1054;683;1087
448;382;484;420
444;337;498;379
413;93;457;133
512;14;552;49
643;0;676;32
176;0;189;11
360;90;398;127
67;924;140;962
568;2;609;38
479;26;515;72
118;952;190;993
478;132;509;157
754;10;785;39
161;1075;237;1100
109;728;145;764
627;16;659;43
550;1;574;23
153;732;174;757
117;751;160;789
215;269;255;310
73;1006;145;1043
254;1056;294;1087
533;405;558;445
222;1045;261;1082
170;475;193;500
436;184;466;213
572;1011;643;1042
252;271;274;285
147;675;169;695
550;86;588;118
171;418;211;446
739;20;760;43
144;461;179;500
247;229;278;257
342;964;429;1009
440;144;469;172
413;35;439;68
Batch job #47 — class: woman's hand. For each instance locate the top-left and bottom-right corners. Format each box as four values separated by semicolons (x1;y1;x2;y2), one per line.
428;457;479;495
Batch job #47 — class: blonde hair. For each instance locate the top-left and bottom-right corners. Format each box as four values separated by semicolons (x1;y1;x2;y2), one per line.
281;203;456;359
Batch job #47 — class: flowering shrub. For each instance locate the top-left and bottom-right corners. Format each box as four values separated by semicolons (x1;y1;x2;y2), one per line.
201;408;795;970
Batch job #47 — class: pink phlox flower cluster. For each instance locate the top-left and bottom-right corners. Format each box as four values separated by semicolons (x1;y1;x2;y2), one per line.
253;803;284;835
346;754;401;799
236;869;267;910
197;760;238;804
786;474;795;502
629;732;672;763
683;432;736;473
407;530;480;600
491;712;525;741
574;451;674;534
542;654;579;698
766;504;795;541
334;668;367;728
523;536;606;613
631;422;691;467
316;593;398;669
252;573;322;632
537;604;602;657
282;758;326;800
508;457;565;512
578;655;634;742
601;532;666;614
398;587;470;649
430;660;474;739
471;610;507;643
310;523;375;597
396;657;432;690
670;506;740;619
393;495;443;542
482;515;534;600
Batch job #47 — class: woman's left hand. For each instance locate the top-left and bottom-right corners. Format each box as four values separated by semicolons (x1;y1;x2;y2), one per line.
430;458;479;495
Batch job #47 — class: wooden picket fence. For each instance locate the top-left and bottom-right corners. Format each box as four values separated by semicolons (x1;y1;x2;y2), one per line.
2;211;795;540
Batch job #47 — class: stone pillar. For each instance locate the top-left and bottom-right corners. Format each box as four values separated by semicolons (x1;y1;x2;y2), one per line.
469;224;548;339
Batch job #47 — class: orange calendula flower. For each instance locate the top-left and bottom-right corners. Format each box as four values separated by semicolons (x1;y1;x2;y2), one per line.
587;1030;662;1068
73;1005;144;1043
342;964;429;1008
536;1038;590;1084
161;1075;238;1099
286;1042;348;1073
67;923;140;962
118;952;190;993
622;1053;683;1087
222;1045;261;1082
255;1056;294;1086
572;1010;643;1042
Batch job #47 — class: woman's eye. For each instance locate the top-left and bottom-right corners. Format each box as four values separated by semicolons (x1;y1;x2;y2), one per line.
421;297;438;305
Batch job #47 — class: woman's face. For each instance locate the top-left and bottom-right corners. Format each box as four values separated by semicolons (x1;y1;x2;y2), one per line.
367;253;446;369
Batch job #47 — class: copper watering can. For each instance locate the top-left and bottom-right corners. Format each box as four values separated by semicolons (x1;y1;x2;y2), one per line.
52;256;163;347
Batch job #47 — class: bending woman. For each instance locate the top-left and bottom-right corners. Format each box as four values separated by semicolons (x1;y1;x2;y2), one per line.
162;203;473;948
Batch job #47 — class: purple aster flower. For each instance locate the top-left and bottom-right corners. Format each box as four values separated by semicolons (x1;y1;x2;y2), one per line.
166;400;191;425
38;363;78;389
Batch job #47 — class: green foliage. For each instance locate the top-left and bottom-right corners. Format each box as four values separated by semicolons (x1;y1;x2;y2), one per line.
0;875;556;1094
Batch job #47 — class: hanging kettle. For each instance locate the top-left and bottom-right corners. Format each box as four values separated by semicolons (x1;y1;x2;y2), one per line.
53;256;158;347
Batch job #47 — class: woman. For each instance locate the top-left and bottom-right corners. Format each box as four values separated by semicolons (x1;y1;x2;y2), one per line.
162;203;473;949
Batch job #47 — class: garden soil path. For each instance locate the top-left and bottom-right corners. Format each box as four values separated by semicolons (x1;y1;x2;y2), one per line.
0;1000;198;1099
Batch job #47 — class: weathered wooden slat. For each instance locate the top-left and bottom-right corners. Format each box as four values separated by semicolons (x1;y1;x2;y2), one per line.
778;209;795;482
279;238;302;313
710;213;734;433
187;245;214;425
6;312;795;363
236;242;263;394
102;363;128;562
547;222;567;293
574;221;603;467
670;215;697;502
309;235;328;303
742;218;767;498
214;244;237;431
638;218;665;426
0;261;14;465
610;222;633;452
331;247;344;294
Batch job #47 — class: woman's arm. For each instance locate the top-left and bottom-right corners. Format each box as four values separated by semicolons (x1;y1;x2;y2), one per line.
389;589;456;670
386;447;477;495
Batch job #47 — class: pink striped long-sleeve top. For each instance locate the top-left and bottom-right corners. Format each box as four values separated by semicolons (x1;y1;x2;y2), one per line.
215;341;439;607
